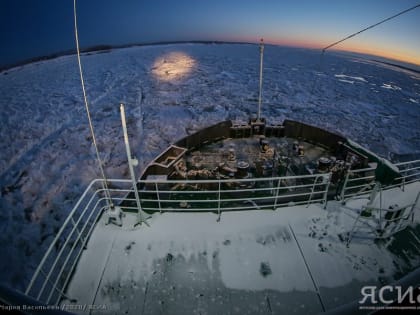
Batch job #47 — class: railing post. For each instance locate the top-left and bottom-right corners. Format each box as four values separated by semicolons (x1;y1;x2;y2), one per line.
378;184;383;232
273;178;281;209
38;268;70;303
340;171;350;204
306;175;320;208
411;192;420;222
323;174;331;209
155;182;162;213
217;178;221;222
25;179;100;296
71;217;86;249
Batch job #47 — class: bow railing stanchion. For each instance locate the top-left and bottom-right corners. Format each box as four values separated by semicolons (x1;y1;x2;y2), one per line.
217;177;221;221
25;155;420;304
306;175;320;207
257;38;264;121
323;174;332;209
120;103;150;227
273;178;281;209
391;159;420;190
155;182;162;213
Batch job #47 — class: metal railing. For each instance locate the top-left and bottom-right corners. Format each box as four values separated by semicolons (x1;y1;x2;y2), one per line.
25;158;420;305
24;179;123;306
340;159;420;202
340;166;377;201
25;173;330;305
346;191;420;244
135;173;331;213
390;159;420;190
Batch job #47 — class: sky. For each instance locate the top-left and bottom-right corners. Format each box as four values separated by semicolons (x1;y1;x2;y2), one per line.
0;0;419;68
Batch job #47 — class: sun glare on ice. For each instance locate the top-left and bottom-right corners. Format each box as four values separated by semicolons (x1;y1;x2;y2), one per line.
152;52;196;81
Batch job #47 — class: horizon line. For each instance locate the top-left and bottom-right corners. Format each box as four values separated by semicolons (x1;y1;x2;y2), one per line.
1;40;419;73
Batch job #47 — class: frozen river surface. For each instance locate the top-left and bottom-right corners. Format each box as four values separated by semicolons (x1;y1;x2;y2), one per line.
0;43;419;291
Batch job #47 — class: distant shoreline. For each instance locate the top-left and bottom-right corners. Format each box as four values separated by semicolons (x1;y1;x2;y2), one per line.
1;41;419;75
0;41;250;72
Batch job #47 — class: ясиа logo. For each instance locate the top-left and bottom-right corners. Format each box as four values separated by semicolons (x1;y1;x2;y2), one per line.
359;286;420;311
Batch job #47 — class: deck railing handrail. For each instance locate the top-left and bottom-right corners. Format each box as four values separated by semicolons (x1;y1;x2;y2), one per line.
139;173;327;184
26;158;420;305
341;159;420;201
340;167;376;201
25;179;124;304
25;173;331;305
25;179;104;295
394;159;420;166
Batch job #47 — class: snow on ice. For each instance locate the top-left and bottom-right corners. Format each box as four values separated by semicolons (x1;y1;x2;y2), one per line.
0;43;419;291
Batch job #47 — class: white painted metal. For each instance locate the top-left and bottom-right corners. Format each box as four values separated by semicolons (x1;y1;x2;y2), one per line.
257;38;264;120
347;191;420;245
25;158;420;305
120;104;148;226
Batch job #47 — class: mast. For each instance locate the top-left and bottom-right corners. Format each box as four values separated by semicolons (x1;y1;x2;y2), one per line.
257;38;264;121
120;104;149;227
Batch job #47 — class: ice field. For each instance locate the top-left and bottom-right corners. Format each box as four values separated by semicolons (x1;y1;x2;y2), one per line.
0;43;419;291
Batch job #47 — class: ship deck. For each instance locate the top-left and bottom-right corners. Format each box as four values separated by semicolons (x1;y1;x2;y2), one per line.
62;181;420;314
183;136;332;178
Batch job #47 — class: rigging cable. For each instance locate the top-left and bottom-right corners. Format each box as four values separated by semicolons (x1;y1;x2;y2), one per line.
322;3;420;52
312;3;420;95
73;0;113;207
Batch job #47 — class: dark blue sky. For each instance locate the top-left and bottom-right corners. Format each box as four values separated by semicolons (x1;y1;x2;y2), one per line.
1;0;419;68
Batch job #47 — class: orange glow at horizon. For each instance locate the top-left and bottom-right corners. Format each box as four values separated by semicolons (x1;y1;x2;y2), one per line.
276;37;420;66
332;42;420;66
227;35;420;66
